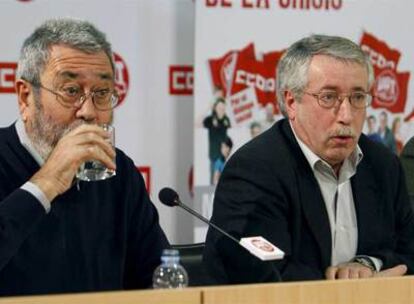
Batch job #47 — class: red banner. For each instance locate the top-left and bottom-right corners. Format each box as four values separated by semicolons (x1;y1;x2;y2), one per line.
360;32;410;114
209;43;283;114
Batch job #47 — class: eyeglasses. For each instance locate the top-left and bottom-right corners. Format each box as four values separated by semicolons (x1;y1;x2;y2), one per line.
303;91;372;109
24;79;119;111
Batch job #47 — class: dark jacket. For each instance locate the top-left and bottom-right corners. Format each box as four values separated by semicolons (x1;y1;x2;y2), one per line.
401;137;414;205
204;119;414;284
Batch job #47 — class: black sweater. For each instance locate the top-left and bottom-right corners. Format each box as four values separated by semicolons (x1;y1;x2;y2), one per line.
0;124;169;296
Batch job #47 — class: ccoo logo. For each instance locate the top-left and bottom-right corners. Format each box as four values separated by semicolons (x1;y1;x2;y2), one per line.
169;65;193;95
360;32;410;114
136;166;151;195
113;52;129;107
374;69;399;106
0;62;17;93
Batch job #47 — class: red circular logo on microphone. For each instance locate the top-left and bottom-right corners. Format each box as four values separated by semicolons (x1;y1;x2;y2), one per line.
113;52;129;107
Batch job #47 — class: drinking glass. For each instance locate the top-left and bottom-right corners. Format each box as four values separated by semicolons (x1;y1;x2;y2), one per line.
76;124;116;181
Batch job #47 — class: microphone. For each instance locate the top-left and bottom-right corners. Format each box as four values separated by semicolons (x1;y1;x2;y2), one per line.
158;187;284;261
159;187;240;245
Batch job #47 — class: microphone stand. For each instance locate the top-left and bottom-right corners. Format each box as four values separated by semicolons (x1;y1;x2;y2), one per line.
177;200;240;245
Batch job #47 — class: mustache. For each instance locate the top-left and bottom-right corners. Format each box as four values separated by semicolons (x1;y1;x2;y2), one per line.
61;120;91;137
330;127;356;138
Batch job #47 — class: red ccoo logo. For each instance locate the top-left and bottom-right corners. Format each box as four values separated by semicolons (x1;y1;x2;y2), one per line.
0;62;17;94
169;65;193;95
113;52;129;107
137;166;151;195
360;32;410;115
374;69;399;105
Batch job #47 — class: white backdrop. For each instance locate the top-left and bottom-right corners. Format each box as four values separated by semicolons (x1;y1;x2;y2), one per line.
1;0;413;244
0;0;195;244
194;0;414;241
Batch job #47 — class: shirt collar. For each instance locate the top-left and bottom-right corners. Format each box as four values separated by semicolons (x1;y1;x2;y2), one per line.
289;121;363;174
15;119;44;166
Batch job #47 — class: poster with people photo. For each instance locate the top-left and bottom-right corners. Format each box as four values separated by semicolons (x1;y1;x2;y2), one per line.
193;1;414;242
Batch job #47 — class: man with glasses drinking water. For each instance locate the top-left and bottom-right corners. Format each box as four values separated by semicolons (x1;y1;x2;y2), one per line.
0;18;169;296
204;34;414;284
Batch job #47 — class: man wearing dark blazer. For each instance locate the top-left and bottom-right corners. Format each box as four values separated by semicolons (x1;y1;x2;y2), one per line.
401;137;414;205
203;34;414;284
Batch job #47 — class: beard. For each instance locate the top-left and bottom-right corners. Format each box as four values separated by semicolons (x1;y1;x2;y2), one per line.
26;95;87;161
26;93;114;161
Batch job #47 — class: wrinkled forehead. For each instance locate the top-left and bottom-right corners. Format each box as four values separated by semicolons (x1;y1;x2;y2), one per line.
42;45;114;82
53;69;113;83
306;55;369;90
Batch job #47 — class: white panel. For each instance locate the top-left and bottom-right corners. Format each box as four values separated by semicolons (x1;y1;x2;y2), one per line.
0;0;196;244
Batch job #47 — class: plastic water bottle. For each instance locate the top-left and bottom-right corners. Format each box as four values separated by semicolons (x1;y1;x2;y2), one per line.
152;249;189;288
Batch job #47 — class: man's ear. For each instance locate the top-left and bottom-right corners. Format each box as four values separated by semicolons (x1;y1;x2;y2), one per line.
284;90;297;120
15;79;32;122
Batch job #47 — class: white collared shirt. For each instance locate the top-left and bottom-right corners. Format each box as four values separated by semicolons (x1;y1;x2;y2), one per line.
15;119;50;212
289;122;381;269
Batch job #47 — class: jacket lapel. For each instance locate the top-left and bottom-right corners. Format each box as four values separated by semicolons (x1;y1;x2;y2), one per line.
351;160;380;253
282;121;332;269
298;167;332;269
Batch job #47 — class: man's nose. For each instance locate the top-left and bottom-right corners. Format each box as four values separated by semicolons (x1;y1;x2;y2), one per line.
337;97;353;124
75;94;98;123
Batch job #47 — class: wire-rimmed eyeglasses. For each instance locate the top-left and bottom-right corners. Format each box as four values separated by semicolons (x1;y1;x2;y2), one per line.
303;91;372;109
23;78;119;111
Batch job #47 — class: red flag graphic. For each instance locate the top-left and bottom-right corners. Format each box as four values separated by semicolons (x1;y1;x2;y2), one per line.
360;32;410;114
209;43;284;114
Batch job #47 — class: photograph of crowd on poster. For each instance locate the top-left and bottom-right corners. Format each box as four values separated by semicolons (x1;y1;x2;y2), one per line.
194;0;413;242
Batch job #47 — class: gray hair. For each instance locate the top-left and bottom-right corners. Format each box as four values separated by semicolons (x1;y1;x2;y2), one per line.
16;18;114;85
276;34;374;117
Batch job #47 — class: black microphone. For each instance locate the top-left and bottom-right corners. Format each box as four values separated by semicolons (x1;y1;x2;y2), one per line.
158;187;284;262
158;187;240;246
